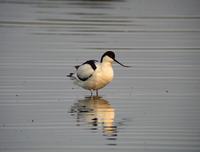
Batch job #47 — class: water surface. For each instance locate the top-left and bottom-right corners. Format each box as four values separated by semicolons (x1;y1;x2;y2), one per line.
0;0;200;151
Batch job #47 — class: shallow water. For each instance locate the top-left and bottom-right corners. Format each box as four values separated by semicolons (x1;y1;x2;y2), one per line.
0;0;200;151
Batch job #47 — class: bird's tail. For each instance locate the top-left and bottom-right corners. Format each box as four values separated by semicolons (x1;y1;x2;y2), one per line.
66;73;76;80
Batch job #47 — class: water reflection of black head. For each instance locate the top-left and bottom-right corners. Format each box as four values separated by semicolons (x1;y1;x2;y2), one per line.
69;96;117;137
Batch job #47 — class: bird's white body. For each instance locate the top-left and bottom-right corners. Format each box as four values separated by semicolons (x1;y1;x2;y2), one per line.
73;56;114;91
67;51;130;95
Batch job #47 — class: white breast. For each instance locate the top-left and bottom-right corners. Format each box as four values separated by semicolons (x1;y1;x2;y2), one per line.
90;63;114;90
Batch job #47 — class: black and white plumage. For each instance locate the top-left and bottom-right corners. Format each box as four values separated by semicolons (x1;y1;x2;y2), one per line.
67;51;130;96
76;60;98;81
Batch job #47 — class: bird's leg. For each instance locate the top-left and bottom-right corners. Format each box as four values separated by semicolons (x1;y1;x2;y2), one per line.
96;90;98;96
90;90;93;97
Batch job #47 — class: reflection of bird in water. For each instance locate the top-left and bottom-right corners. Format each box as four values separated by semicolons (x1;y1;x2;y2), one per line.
69;96;117;137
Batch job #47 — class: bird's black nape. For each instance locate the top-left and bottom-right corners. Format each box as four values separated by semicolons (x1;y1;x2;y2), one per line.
100;51;115;62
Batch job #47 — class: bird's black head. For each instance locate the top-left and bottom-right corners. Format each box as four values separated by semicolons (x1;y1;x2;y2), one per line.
100;51;115;62
100;51;131;68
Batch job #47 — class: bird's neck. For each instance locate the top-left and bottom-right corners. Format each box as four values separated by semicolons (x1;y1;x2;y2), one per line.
101;61;112;68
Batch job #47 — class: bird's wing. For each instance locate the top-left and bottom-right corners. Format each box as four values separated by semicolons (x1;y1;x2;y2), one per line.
76;60;98;81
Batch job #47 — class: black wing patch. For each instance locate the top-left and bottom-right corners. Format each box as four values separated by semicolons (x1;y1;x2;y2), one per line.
75;65;80;70
82;60;98;71
77;74;93;81
76;60;98;81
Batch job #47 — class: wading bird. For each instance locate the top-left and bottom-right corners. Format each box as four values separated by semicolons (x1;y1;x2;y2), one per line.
67;51;130;96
